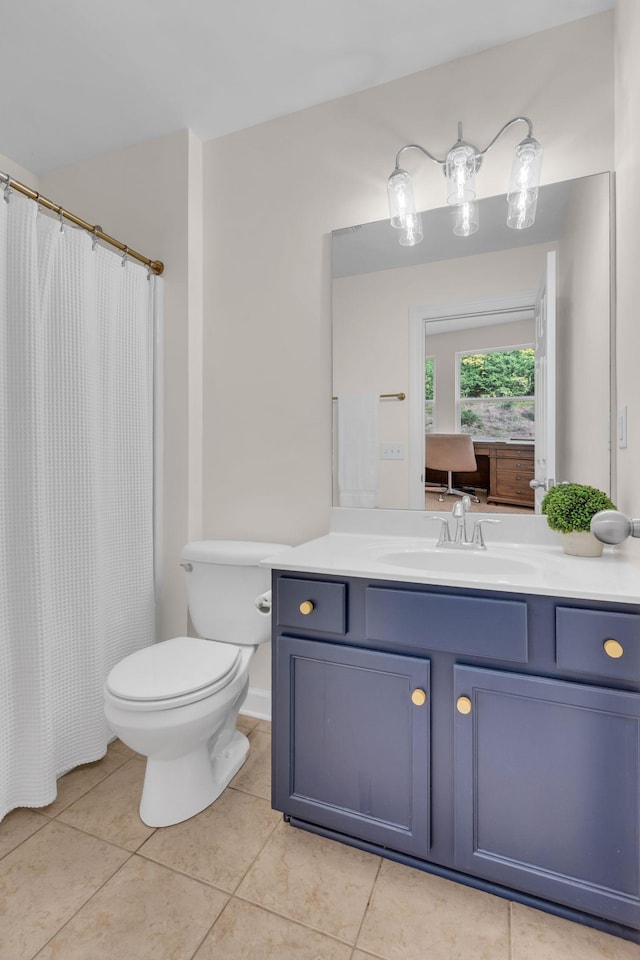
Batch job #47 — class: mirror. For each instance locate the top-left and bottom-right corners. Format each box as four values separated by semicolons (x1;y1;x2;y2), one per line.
332;173;612;513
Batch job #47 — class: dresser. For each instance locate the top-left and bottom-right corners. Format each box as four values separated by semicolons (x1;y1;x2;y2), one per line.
474;441;534;507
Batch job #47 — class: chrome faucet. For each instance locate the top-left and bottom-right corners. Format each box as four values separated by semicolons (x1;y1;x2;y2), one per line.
428;495;501;549
451;495;471;544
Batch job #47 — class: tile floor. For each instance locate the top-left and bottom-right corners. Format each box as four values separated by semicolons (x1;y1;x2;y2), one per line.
1;716;637;960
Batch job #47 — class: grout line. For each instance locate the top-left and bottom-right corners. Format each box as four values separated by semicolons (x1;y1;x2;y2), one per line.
351;856;383;955
0;810;52;863
27;847;138;960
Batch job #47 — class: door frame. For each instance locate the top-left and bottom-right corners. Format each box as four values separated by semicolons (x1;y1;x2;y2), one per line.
408;292;538;510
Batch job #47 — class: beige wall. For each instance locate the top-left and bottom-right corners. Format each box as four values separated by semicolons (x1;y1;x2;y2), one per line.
0;152;39;191
615;0;640;556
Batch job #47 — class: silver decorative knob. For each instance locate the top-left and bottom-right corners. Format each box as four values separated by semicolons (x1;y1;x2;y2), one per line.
591;510;640;544
529;478;555;491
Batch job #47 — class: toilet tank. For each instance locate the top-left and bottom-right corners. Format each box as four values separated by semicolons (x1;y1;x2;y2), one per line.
181;540;290;646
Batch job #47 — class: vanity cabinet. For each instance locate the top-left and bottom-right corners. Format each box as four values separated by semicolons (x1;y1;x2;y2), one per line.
274;635;430;856
271;571;640;943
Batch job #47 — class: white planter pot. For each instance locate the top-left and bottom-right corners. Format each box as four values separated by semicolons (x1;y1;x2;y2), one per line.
561;531;603;557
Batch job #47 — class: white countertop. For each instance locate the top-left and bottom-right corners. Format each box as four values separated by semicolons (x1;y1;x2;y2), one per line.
263;511;640;604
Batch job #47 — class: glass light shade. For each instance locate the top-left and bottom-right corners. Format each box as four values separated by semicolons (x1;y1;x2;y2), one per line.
453;201;479;237
507;136;543;229
398;212;424;246
445;143;477;205
387;168;416;228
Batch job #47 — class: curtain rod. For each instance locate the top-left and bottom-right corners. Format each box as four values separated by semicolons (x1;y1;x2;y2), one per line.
0;170;164;276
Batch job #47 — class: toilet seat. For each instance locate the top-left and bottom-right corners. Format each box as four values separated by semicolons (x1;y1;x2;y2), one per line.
105;636;243;711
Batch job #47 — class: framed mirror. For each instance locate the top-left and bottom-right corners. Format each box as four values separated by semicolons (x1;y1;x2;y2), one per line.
332;173;613;514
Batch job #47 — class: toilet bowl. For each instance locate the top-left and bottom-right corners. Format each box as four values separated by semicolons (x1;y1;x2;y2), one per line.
103;540;290;827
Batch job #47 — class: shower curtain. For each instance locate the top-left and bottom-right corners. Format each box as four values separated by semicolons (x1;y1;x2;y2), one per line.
0;190;158;821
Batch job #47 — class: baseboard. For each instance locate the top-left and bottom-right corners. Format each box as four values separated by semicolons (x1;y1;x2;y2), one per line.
241;686;271;721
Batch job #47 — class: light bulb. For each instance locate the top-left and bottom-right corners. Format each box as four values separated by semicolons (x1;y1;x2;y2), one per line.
398;212;424;246
445;143;477;205
507;137;543;229
453;201;479;237
387;168;416;228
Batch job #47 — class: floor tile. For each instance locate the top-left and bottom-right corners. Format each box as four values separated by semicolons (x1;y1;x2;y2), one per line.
56;758;155;850
0;819;128;960
511;902;639;960
40;749;129;817
237;821;380;944
138;787;280;892
230;728;271;799
255;719;272;734
193;898;353;960
0;808;50;859
107;738;140;759
236;714;259;735
34;855;228;960
357;859;510;960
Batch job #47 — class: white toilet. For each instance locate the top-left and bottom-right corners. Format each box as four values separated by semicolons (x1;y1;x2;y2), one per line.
104;540;289;827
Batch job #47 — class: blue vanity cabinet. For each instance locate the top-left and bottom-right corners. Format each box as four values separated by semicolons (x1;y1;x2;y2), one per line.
453;664;640;929
271;570;640;942
272;634;431;857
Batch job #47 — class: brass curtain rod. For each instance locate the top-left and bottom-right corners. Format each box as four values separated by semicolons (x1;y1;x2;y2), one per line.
0;170;164;276
332;392;406;401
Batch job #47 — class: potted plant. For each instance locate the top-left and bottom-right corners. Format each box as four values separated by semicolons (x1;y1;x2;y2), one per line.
541;483;616;557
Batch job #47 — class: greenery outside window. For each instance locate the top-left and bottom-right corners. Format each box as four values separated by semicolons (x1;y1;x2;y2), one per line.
457;346;535;440
425;357;435;434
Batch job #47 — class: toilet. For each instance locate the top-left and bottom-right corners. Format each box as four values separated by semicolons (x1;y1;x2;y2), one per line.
103;540;289;827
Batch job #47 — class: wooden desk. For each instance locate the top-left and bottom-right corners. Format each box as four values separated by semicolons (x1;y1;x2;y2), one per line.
425;440;535;509
474;441;535;508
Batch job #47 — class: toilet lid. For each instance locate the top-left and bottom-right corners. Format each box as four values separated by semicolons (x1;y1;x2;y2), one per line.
106;636;242;702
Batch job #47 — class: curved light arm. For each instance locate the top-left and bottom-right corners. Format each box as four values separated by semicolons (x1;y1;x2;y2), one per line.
476;117;535;158
394;142;446;170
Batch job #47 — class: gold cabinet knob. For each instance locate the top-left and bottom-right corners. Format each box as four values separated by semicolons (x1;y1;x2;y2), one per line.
299;600;314;616
411;688;427;706
456;696;472;715
603;638;624;659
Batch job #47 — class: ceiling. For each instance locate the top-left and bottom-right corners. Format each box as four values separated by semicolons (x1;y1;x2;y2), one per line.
0;0;615;176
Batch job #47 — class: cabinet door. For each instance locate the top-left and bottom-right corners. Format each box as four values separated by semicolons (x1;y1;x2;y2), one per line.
273;636;430;857
454;665;640;929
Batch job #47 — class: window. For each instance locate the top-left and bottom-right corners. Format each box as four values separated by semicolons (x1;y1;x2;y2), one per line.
425;357;435;434
457;347;534;440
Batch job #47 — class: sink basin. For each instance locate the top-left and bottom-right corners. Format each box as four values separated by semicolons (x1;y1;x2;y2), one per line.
377;549;537;579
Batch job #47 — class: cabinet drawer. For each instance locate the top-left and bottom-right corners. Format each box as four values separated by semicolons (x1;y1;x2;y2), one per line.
556;607;640;682
497;446;534;460
496;461;534;481
494;477;535;504
276;577;347;634
366;587;528;661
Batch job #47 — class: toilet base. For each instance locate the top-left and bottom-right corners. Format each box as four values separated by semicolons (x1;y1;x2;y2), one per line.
139;730;250;827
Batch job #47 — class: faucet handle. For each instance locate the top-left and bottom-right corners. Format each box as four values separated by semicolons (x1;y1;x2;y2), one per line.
426;515;452;545
471;518;501;548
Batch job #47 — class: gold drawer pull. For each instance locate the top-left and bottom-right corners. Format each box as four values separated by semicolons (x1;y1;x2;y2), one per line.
456;696;472;715
603;638;624;659
411;688;427;706
299;600;315;616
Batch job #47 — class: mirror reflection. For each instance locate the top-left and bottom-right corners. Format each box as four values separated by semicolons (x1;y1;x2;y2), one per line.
332;173;612;514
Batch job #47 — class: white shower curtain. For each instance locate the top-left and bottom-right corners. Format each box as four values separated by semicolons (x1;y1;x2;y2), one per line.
0;191;158;820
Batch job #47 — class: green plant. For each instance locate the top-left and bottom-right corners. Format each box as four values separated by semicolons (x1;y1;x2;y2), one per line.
541;483;616;534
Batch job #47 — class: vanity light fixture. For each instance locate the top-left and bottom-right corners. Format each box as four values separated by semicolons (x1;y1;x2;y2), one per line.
387;117;543;246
